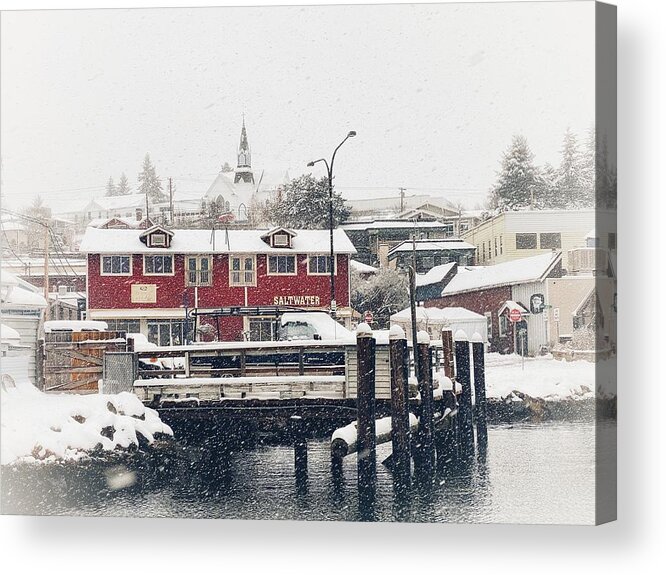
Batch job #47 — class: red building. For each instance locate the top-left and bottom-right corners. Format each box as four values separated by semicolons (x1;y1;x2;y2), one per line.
80;225;356;344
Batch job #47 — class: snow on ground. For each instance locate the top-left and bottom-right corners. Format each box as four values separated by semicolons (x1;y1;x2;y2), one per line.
1;376;173;466
483;353;616;402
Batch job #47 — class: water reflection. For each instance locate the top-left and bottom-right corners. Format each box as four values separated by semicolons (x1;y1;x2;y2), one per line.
2;422;598;524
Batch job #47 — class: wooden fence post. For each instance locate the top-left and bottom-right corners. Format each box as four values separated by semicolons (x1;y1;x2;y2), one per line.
471;332;488;458
454;330;475;461
356;323;376;516
389;325;411;495
415;330;435;482
442;328;454;379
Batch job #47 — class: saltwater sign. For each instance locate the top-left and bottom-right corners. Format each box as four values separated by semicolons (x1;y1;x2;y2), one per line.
273;295;322;307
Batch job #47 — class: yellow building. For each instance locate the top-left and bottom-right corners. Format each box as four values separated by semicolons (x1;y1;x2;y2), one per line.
462;209;617;267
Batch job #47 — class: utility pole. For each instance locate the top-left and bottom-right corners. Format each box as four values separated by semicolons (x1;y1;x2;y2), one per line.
409;217;420;382
399;187;406;212
169;177;174;224
43;221;50;321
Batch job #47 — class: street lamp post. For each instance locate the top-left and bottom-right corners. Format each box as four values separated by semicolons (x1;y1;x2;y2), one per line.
308;130;356;319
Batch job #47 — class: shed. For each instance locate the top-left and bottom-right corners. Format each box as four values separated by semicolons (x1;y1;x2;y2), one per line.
390;306;488;343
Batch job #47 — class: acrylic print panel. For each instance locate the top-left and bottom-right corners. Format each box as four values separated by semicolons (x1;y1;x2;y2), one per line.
0;1;616;524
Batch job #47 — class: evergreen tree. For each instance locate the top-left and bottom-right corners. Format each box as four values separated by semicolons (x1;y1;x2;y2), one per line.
137;153;164;203
536;162;560;209
487;135;540;212
263;174;350;229
555;128;592;208
23;195;51;251
105;177;116;197
116;172;131;195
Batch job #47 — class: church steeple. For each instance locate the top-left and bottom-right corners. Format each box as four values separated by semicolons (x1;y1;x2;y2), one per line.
235;116;254;184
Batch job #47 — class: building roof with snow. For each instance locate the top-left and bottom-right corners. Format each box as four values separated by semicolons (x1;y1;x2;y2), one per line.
388;238;476;256
79;227;357;255
350;260;378;274
391;306;485;323
416;262;457;287
441;252;562;296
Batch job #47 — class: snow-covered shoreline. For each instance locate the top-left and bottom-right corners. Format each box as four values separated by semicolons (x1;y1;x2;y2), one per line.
1;376;173;467
483;353;616;403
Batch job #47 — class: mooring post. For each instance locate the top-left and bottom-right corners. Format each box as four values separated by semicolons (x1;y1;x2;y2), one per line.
471;332;488;458
454;330;475;461
290;415;308;494
389;325;411;495
441;329;454;379
356;322;377;516
415;330;435;482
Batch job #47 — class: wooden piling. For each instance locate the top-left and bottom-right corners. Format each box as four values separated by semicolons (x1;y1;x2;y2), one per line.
454;330;475;461
471;333;488;457
290;415;308;494
441;329;454;379
415;330;435;481
356;324;377;513
389;326;411;494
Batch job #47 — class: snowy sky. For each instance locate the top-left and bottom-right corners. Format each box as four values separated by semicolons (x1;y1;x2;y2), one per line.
0;2;595;212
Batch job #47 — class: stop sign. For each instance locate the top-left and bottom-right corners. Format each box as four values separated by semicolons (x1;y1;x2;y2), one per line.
363;310;374;323
509;308;522;323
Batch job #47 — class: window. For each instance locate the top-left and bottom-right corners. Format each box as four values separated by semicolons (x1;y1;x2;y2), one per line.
608;232;616;250
500;235;503;254
185;256;212;286
101;255;131;275
494;237;498;257
516;233;538;250
106;319;141;334
230;256;255;286
144;255;173;275
308;255;335;275
540;232;561;249
499;313;509;337
147;320;185;346
267;255;296;275
151;233;167;246
273;233;290;247
248;318;275;341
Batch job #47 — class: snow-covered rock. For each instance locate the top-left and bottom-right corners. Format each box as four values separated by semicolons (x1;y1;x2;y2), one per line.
1;375;172;466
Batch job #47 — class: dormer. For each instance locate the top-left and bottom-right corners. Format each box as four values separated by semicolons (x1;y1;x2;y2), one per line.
139;225;174;249
261;227;297;249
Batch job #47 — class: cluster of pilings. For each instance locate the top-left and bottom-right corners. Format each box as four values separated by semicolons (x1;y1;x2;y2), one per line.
288;323;488;517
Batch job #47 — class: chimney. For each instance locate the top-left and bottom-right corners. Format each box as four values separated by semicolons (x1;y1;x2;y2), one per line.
58;285;68;296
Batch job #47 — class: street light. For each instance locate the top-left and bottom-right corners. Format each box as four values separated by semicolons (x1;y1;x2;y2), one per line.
307;130;356;319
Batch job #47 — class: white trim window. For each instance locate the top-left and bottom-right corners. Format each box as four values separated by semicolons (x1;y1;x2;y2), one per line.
230;255;256;286
308;255;336;275
185;255;212;286
267;255;296;275
272;233;290;247
144;254;174;275
101;255;131;276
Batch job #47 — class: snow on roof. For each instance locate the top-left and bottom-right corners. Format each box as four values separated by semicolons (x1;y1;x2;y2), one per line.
1;285;47;308
416;262;457;287
1;324;21;344
497;300;529;315
389;238;476;255
350;260;378;274
390;306;485;323
79;227;357;255
44;320;108;333
341;219;453;231
441;252;562;296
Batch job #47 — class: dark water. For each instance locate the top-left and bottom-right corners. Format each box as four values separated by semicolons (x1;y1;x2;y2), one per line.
1;422;600;525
